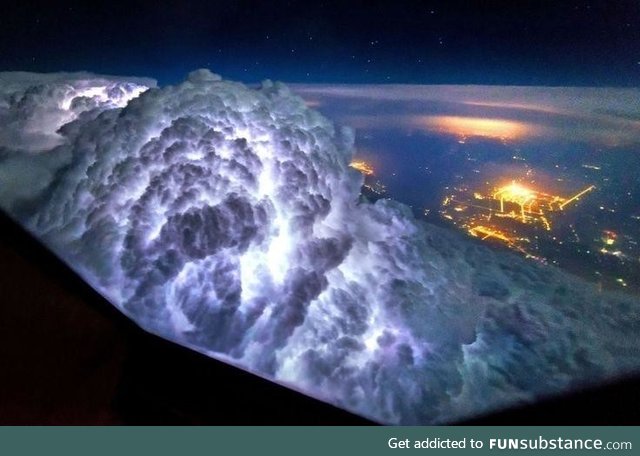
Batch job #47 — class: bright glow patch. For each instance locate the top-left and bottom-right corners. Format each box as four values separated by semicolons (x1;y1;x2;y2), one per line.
495;181;535;204
59;86;108;110
349;160;374;175
418;115;530;140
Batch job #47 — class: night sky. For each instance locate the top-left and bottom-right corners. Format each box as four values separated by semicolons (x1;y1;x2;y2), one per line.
1;0;639;86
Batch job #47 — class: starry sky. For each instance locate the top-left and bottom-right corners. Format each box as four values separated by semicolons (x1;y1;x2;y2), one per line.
1;0;639;86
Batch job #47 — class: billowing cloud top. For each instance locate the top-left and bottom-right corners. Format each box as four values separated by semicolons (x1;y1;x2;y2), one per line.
0;70;638;424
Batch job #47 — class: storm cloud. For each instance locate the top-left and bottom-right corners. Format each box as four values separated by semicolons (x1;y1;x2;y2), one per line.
0;70;638;424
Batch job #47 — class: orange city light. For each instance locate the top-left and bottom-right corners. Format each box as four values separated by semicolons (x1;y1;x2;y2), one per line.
494;181;536;203
417;115;531;140
349;160;374;176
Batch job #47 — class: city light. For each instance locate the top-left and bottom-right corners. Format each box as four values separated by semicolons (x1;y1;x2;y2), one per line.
349;160;375;175
493;181;537;221
468;225;512;243
559;185;596;210
602;230;617;246
440;178;597;260
417;116;531;140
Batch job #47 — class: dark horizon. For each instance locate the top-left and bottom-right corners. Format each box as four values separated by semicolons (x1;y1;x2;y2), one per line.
1;0;639;87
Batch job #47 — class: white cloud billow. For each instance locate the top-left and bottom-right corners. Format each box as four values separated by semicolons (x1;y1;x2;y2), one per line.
0;69;638;424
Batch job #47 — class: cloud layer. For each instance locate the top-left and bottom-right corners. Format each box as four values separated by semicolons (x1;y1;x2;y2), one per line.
1;70;639;424
293;84;640;145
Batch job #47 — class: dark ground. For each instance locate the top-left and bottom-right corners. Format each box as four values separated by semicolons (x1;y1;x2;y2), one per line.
0;210;638;425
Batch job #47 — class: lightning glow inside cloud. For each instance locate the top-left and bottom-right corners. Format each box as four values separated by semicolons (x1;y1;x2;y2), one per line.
0;70;638;424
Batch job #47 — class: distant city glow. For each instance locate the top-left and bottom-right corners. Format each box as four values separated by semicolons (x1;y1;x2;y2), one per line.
440;178;598;261
350;160;375;175
495;181;535;204
416;115;531;140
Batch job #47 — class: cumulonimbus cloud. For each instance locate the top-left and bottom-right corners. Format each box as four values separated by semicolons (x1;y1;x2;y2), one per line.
0;69;638;424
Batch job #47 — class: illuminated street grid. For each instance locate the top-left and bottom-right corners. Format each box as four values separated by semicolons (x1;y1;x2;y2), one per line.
351;158;638;292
